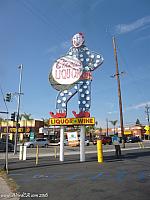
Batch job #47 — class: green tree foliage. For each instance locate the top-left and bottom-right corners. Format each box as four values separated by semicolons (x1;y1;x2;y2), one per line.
110;120;118;134
21;113;33;120
135;118;141;125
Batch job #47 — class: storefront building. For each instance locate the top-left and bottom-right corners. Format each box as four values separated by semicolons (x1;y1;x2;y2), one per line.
0;120;44;142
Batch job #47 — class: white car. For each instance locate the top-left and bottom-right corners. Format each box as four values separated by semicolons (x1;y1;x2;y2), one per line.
78;137;90;146
24;138;49;148
58;139;68;146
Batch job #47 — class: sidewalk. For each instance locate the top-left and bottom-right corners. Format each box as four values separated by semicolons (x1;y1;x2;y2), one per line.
0;173;19;200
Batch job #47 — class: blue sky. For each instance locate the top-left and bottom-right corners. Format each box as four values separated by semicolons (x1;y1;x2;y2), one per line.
0;0;150;128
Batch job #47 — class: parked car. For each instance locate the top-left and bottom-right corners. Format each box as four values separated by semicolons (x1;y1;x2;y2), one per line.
126;136;142;143
93;137;112;145
78;137;90;146
24;138;49;148
0;139;14;152
102;137;112;145
85;138;90;146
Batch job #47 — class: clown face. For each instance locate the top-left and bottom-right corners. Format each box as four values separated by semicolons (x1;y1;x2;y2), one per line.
72;33;85;48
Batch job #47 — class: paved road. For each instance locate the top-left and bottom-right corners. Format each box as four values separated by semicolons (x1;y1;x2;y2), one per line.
4;148;150;200
0;141;150;160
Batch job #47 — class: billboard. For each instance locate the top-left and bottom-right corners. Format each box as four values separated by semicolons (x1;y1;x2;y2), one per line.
49;33;104;118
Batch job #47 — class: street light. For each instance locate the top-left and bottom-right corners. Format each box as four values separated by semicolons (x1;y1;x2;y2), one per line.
14;64;23;154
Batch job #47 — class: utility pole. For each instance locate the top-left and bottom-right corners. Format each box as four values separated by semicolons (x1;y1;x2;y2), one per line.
106;118;108;136
14;64;23;154
112;36;125;148
145;104;150;140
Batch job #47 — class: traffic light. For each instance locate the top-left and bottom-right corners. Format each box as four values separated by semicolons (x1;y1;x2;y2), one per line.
5;93;11;102
11;112;16;121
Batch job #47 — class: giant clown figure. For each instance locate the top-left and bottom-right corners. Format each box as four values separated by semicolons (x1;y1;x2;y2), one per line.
49;33;104;118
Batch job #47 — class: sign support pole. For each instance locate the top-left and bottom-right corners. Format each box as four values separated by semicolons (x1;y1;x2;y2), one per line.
80;125;85;162
60;126;64;162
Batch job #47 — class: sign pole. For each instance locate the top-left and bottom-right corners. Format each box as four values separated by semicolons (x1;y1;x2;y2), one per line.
80;125;85;162
60;126;64;162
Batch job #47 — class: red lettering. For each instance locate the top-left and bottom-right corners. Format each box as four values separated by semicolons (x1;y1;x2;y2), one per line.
56;119;60;124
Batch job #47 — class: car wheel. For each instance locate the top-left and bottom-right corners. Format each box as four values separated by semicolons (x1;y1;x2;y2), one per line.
29;144;34;148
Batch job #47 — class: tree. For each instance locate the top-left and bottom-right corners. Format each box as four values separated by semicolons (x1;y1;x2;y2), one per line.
135;118;141;125
110;120;118;134
41;118;49;127
95;121;98;127
21;113;33;120
21;113;33;138
85;125;95;141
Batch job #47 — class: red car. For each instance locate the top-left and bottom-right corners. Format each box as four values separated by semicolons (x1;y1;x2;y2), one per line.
93;137;112;145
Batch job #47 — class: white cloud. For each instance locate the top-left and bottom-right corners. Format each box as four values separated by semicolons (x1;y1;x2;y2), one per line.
135;34;150;42
126;101;150;110
46;40;70;54
90;0;104;10
115;16;150;35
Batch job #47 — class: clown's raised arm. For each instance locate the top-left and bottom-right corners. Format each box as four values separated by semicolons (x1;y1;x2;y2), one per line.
67;33;104;72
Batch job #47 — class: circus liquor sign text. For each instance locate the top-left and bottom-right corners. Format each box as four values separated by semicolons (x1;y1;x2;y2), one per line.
52;56;83;85
49;117;95;126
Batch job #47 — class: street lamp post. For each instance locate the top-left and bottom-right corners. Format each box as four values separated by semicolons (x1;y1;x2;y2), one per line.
14;64;23;154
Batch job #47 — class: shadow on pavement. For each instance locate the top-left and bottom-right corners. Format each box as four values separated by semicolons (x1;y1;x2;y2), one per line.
0;149;149;171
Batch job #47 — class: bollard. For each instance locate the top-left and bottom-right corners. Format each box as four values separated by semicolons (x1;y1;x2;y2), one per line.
54;147;57;158
19;145;23;160
36;145;39;165
23;145;27;160
97;140;103;163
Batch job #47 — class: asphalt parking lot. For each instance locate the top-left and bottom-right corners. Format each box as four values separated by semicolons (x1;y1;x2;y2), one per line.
6;148;150;200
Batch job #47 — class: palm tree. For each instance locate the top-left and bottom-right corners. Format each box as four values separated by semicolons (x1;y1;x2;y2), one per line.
110;120;118;134
21;113;33;137
21;113;33;121
41;118;49;127
85;125;95;141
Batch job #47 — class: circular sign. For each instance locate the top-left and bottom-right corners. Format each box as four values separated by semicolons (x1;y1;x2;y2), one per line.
52;56;83;85
49;71;73;91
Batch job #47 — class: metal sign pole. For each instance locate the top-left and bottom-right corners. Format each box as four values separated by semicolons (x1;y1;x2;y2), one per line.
4;113;9;174
14;64;23;154
60;126;64;161
80;125;85;162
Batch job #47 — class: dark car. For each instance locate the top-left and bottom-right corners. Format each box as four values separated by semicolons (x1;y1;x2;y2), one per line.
93;136;112;145
127;136;142;143
0;139;14;152
102;136;112;145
